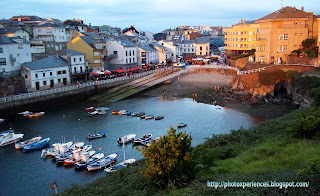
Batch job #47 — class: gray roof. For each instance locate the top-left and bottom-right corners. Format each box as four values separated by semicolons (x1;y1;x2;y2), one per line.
35;23;67;28
80;36;100;48
83;32;100;37
182;40;196;44
0;27;21;34
151;43;165;48
235;20;256;25
22;56;69;70
116;39;137;47
171;34;183;43
196;37;210;44
0;36;29;44
140;45;156;51
60;49;84;56
11;15;44;22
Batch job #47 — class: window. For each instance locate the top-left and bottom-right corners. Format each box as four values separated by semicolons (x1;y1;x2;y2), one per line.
79;57;82;62
113;51;117;55
133;50;134;56
73;58;76;62
94;52;99;56
43;73;45;77
279;34;288;40
43;81;47;86
129;51;131;56
17;53;20;57
200;46;202;51
35;74;38;78
133;58;135;62
57;71;62;75
62;70;66;74
130;58;132;63
50;72;52;76
126;51;128;56
58;79;61;83
0;48;2;53
25;75;28;79
278;45;288;52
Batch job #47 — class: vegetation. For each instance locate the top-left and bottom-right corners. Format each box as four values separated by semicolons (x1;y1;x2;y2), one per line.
258;70;287;86
59;108;320;196
136;126;195;188
229;49;256;60
290;39;318;57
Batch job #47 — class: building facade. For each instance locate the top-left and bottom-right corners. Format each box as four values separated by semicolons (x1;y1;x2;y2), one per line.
21;56;71;91
225;20;258;54
139;45;159;66
255;6;319;63
0;37;31;76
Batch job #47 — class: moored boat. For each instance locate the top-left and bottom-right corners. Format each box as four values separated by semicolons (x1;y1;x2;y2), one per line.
112;110;119;115
34;112;45;117
118;110;129;115
87;131;106;140
155;116;164;120
133;134;152;145
104;158;136;173
0;118;4;123
75;152;104;169
177;122;187;128
130;112;138;116
140;115;145;119
137;112;145;117
117;134;136;144
145;115;154;120
87;153;117;171
95;107;110;111
15;136;42;149
86;107;95;111
0;132;24;147
23;138;50;152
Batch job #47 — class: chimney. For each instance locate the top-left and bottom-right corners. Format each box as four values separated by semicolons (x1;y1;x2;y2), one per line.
301;6;304;11
293;6;297;13
244;20;246;24
240;19;243;23
73;18;75;21
280;7;284;12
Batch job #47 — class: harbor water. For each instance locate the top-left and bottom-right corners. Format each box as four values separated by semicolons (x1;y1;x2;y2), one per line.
0;95;262;196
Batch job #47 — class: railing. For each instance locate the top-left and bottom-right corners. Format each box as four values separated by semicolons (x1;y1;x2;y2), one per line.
0;69;161;104
238;63;319;75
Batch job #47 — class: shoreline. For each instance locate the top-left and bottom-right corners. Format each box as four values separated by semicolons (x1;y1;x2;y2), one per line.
143;71;299;119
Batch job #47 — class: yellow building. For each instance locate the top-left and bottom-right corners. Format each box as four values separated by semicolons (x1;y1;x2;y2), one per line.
255;6;319;64
225;20;258;54
67;36;104;70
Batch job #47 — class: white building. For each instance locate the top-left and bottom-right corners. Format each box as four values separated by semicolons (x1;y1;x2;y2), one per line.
32;23;72;52
151;43;171;64
60;49;88;74
158;40;182;62
181;40;196;56
106;39;139;70
139;45;159;66
0;27;30;41
21;56;70;91
0;36;31;76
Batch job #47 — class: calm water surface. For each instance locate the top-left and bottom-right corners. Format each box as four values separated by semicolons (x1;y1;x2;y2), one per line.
0;96;262;196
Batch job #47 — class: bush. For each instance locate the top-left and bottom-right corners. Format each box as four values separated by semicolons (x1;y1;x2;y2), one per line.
137;126;195;188
288;107;320;139
302;39;316;48
298;158;320;178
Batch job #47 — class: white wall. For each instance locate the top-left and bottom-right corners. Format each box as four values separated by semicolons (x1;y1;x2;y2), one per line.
70;54;86;74
14;30;30;41
33;27;71;42
22;66;70;90
181;43;196;54
0;42;31;74
107;41;124;65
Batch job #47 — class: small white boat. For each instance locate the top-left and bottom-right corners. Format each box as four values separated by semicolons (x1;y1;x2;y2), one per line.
96;110;106;115
95;107;110;111
117;134;136;144
18;111;31;115
41;141;73;157
0;132;24;147
104;158;136;173
15;136;42;149
177;122;187;128
88;111;99;116
87;153;117;171
145;115;154;120
118;110;129;115
0;118;4;123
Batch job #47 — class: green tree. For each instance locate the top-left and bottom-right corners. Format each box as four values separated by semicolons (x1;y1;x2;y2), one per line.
302;39;316;48
136;126;195;188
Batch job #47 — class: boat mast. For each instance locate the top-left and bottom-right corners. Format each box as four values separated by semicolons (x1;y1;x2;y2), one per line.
123;135;125;162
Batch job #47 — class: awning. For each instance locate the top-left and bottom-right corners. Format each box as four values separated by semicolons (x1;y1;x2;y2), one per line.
103;70;111;74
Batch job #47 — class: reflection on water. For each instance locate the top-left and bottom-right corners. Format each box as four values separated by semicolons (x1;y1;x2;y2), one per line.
0;96;263;196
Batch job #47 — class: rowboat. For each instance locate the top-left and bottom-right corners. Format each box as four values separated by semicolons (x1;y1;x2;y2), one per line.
23;138;50;152
87;153;117;171
87;131;106;140
104;158;136;173
177;122;187;128
117;134;136;144
145;115;154;120
34;112;45;117
86;107;95;111
133;134;152;145
112;110;119;115
155;116;164;120
15;136;42;149
75;153;104;169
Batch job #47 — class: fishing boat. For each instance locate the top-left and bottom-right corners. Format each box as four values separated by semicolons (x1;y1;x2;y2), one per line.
87;153;117;171
75;153;104;169
137;112;145;117
64;149;95;166
117;134;136;144
15;136;42;149
140;115;145;119
155;116;164;120
0;132;24;147
95;107;110;111
41;141;73;157
88;111;99;116
18;111;32;116
130;112;138;117
96;109;107;115
55;142;85;163
118;110;129;115
112;110;119;115
86;107;95;111
23;138;50;152
33;112;45;117
87;131;106;140
177;122;187;128
104;159;136;173
133;134;152;145
0;130;14;138
145;115;154;120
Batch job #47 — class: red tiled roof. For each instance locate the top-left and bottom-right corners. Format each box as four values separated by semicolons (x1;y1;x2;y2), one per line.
257;6;310;21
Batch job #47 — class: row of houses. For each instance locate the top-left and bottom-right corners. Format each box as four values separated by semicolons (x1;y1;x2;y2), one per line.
225;6;320;64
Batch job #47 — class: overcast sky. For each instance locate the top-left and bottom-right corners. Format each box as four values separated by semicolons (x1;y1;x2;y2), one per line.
1;0;319;33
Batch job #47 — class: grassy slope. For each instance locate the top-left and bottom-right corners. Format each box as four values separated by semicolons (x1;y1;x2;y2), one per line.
59;108;320;196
